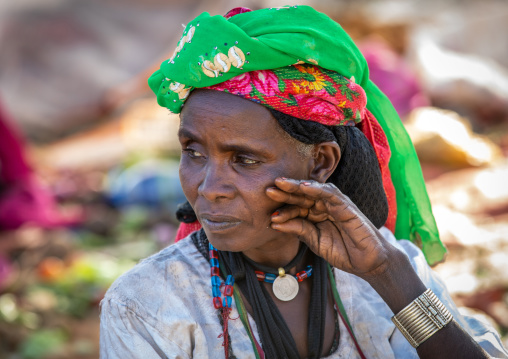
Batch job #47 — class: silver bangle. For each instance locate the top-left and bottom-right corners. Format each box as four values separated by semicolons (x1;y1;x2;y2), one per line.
391;288;453;348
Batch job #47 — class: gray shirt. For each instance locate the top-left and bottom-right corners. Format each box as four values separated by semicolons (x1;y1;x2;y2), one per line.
100;227;508;358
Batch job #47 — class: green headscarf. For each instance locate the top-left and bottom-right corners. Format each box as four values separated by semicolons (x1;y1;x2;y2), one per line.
148;5;446;265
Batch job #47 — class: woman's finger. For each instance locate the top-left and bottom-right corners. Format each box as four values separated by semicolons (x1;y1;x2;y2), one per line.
270;217;318;243
266;187;315;208
271;205;329;223
271;205;309;223
270;178;369;226
274;178;369;225
274;178;344;205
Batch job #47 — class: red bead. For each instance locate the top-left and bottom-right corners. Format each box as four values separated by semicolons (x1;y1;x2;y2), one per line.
213;297;222;309
211;267;220;276
255;271;265;281
209;250;219;259
223;285;233;296
296;272;307;282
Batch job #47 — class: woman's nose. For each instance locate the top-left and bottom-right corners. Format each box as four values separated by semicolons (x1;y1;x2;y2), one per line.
197;160;235;202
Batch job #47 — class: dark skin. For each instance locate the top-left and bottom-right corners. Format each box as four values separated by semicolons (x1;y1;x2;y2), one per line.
179;89;489;358
179;89;336;357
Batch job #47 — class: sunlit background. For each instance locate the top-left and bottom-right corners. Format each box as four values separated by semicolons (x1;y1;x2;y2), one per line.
0;0;507;357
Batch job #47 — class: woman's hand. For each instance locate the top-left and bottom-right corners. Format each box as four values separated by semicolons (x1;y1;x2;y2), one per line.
266;177;397;280
267;178;491;359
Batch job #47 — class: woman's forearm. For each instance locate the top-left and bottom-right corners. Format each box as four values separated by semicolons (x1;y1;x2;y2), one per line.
365;248;489;359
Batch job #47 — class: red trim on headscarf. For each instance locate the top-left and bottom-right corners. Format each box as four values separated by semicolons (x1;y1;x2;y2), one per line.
224;7;253;19
358;111;397;232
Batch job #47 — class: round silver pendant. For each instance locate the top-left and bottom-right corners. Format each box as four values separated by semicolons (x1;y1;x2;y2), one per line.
272;275;299;301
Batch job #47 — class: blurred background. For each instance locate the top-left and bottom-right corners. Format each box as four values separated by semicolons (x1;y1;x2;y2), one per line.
0;0;507;357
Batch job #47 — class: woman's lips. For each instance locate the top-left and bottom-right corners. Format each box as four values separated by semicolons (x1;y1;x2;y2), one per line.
199;214;242;232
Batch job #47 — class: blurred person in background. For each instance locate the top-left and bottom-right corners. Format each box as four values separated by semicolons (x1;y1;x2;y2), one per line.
0;99;83;290
0;100;81;236
100;6;508;359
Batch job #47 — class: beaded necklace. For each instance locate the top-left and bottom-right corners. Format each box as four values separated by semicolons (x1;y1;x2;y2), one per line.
201;234;364;359
255;265;313;283
243;244;308;301
208;243;311;355
209;243;235;357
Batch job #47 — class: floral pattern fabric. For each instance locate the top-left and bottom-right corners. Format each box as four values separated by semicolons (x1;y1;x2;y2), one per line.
205;64;366;127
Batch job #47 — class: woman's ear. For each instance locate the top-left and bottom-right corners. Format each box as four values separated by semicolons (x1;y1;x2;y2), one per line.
309;141;341;183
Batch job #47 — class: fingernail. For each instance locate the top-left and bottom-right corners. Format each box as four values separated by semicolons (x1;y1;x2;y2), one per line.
302;182;311;186
271;224;281;232
271;211;280;217
280;177;287;180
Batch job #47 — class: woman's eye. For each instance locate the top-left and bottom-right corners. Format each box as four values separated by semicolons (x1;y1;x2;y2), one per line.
183;148;204;158
237;156;260;165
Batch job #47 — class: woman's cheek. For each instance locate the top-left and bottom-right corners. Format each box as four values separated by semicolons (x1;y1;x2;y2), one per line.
179;160;200;202
240;171;282;214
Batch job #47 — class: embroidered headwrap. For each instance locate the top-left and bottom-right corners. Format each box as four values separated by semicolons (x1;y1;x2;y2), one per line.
149;6;446;265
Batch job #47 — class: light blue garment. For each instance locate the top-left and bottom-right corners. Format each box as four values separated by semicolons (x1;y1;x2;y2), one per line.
100;227;508;358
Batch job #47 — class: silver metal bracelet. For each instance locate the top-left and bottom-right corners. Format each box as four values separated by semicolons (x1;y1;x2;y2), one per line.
391;288;453;348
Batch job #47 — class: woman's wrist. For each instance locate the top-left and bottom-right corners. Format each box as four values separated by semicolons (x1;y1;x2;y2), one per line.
364;247;428;314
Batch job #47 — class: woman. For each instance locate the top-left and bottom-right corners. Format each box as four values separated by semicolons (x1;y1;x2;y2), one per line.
100;6;508;358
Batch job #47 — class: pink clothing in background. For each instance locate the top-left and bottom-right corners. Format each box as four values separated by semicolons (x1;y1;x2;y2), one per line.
361;40;429;119
0;101;82;230
0;102;32;185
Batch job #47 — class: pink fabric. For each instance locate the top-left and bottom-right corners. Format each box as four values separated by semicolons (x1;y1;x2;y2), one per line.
224;7;253;19
0;102;32;184
0;176;83;230
0;101;83;230
361;40;430;119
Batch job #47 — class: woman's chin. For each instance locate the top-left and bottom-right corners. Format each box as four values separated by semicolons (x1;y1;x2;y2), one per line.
204;229;245;252
207;238;244;253
205;226;283;254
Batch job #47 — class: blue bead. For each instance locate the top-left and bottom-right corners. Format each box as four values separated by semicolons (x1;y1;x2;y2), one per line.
265;273;276;283
211;276;221;286
212;285;221;297
209;243;214;250
210;258;219;267
223;296;232;308
225;275;235;286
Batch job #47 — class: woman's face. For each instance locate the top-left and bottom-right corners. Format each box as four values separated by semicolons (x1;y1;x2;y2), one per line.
179;90;312;253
